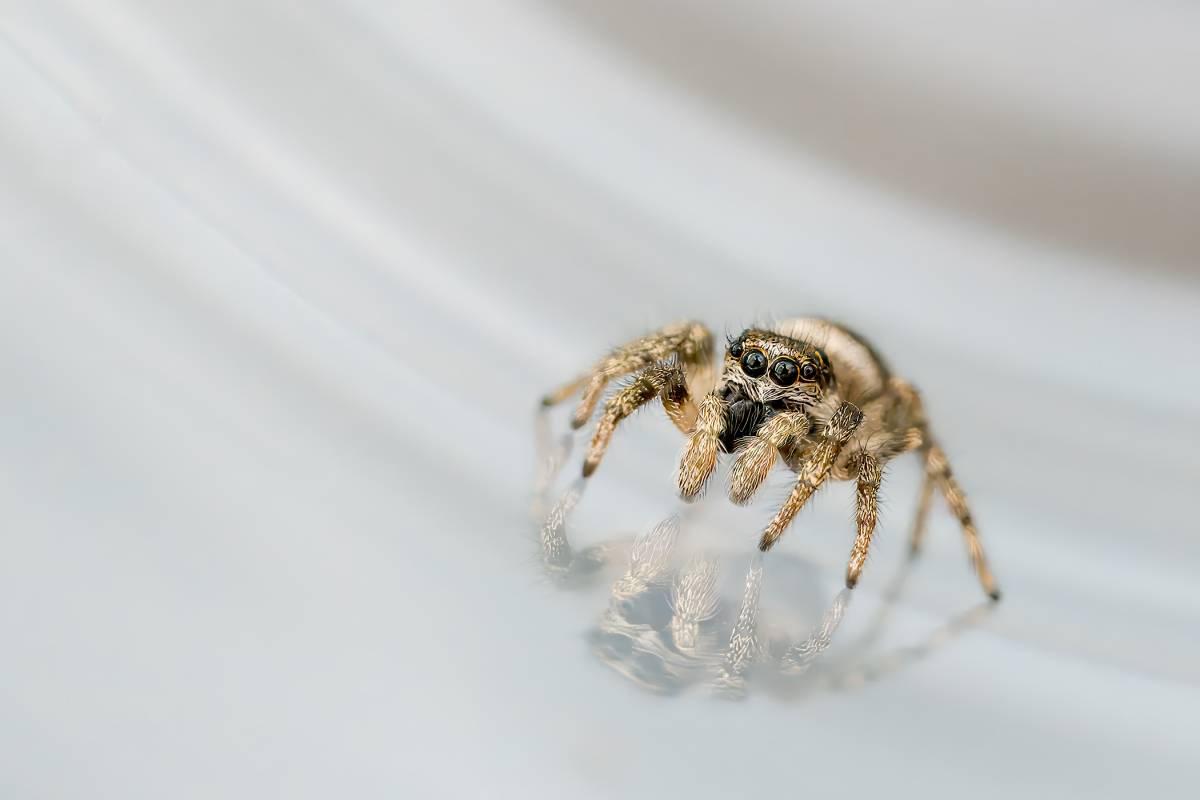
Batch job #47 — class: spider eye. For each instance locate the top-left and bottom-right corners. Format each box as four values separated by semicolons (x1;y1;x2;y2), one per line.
770;358;799;386
729;340;744;359
799;362;818;382
741;350;768;377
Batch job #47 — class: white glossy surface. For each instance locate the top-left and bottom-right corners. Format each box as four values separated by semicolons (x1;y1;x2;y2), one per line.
1;1;1197;797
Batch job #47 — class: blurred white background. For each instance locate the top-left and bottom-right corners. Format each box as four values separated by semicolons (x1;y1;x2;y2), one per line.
1;1;1198;797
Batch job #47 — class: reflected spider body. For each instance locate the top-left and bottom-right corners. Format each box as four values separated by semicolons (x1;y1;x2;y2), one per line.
543;318;999;599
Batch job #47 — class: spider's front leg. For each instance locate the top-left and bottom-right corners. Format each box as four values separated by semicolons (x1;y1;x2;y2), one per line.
758;403;864;551
676;390;728;499
727;411;813;505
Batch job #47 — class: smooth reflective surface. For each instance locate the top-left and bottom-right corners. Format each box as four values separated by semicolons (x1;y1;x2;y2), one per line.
536;412;994;702
2;1;1198;797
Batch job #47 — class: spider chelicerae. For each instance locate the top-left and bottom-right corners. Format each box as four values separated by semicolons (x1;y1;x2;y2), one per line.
541;318;1000;600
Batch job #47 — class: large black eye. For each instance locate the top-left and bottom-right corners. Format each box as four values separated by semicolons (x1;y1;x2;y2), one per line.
799;362;818;382
741;350;768;377
770;358;799;386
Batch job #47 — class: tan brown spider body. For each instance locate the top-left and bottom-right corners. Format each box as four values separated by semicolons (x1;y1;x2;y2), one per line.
543;318;1000;600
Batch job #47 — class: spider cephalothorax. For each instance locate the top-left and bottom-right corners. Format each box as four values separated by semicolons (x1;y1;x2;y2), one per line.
717;329;834;452
542;318;1000;600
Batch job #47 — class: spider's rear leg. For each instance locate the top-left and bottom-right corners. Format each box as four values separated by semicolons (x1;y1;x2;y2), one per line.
758;403;864;551
583;362;693;476
841;424;922;588
542;321;713;429
923;444;1001;601
908;472;937;555
881;380;938;557
846;453;883;588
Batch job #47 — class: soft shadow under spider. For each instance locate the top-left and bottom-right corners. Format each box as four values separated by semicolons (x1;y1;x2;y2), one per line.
531;407;994;699
754;555;998;702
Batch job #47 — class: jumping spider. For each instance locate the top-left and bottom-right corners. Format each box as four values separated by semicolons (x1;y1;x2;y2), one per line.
542;318;1000;600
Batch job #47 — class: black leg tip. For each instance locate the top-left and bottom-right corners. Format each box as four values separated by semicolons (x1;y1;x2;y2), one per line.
988;588;1002;603
581;462;597;478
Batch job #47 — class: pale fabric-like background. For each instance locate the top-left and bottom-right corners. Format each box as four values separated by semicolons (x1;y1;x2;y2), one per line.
1;1;1198;797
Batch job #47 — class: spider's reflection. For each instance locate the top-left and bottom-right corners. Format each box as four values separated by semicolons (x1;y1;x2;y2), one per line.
534;413;994;699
